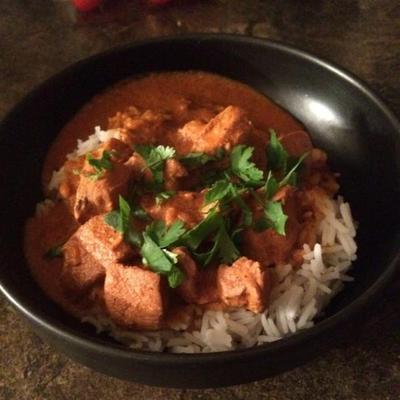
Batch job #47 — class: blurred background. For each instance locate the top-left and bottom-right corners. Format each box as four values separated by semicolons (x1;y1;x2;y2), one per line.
1;1;399;399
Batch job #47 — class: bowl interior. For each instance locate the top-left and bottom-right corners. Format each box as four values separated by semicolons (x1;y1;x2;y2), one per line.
1;36;400;351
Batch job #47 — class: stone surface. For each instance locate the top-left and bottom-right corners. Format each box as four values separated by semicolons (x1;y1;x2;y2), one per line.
0;0;400;398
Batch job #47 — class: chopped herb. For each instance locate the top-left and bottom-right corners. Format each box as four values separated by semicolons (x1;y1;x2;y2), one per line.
180;152;215;168
44;245;63;260
104;195;142;247
192;221;240;267
182;210;222;251
135;144;175;189
167;265;185;288
146;220;186;248
141;233;176;274
216;223;241;264
279;152;308;188
230;145;264;186
204;179;234;205
264;170;279;199
155;190;176;205
86;150;113;180
141;232;184;288
255;200;288;235
267;129;288;171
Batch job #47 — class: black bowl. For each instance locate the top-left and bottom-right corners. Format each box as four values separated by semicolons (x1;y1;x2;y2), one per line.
1;35;399;388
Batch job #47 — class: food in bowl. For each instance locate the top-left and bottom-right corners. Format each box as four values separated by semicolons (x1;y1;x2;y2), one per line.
24;71;357;353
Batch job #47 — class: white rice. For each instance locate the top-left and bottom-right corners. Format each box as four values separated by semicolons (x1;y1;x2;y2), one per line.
80;194;357;353
48;126;121;191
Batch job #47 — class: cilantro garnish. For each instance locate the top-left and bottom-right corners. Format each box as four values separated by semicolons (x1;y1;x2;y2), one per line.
182;210;240;267
135;145;175;189
204;179;235;205
141;225;185;288
279;152;308;188
145;220;186;248
182;210;222;251
86;150;114;181
267;129;288;171
254;200;288;235
230;145;264;186
180;152;215;168
104;195;141;247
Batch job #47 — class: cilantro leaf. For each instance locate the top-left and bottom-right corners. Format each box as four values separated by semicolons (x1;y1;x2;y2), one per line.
168;265;186;288
264;201;288;235
264;170;279;199
193;222;240;266
216;223;240;264
86;150;113;180
180;152;215;168
135;145;176;188
104;210;124;233
204;180;234;205
279;152;308;188
182;210;222;251
104;195;142;247
141;232;184;288
230;145;264;185
146;220;186;248
267;129;288;171
141;233;176;274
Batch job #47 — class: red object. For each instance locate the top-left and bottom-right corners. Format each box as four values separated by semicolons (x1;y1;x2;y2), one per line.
72;0;102;12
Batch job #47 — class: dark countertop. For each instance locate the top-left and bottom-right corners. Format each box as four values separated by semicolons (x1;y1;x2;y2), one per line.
1;1;399;399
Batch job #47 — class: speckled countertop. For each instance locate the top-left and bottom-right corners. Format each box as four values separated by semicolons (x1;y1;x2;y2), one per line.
1;1;400;399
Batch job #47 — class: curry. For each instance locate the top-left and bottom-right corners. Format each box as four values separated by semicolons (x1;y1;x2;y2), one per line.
24;71;339;333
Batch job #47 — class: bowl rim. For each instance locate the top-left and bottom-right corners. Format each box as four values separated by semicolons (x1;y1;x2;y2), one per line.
1;33;400;365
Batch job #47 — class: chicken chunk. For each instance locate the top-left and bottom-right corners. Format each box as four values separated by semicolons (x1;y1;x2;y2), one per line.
176;106;252;155
217;257;270;313
73;214;135;264
141;191;207;228
103;263;168;330
164;159;188;191
174;247;219;305
108;106;171;147
61;235;106;300
74;155;136;224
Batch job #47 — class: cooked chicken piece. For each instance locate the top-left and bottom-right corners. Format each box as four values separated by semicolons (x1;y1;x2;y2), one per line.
141;191;206;228
61;235;106;300
103;263;168;330
217;257;270;313
174;247;219;305
176;106;252;155
108;107;171;147
74;155;136;224
241;188;302;267
164;159;188;191
73;214;135;264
